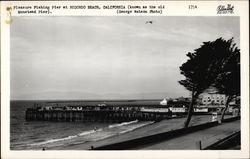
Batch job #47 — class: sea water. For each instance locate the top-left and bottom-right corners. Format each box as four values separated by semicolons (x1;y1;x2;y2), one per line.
10;100;154;150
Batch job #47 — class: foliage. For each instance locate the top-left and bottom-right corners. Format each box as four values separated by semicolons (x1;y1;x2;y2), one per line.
213;39;240;97
179;37;240;127
212;38;240;120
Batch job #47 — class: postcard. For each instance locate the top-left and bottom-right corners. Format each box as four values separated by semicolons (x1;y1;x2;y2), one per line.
1;1;249;159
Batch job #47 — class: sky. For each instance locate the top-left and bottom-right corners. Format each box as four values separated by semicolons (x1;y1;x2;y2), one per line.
10;16;240;100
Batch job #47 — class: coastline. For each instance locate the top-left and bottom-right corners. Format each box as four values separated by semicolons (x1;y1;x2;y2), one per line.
48;115;219;150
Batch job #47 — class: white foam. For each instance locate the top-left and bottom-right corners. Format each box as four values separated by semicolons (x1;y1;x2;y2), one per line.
119;121;154;134
78;129;97;136
30;128;100;146
30;135;77;146
108;120;138;129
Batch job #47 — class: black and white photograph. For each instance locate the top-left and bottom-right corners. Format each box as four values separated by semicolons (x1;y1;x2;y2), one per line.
9;16;243;151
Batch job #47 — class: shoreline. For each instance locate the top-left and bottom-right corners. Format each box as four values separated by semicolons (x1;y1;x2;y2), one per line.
12;120;155;150
11;114;234;150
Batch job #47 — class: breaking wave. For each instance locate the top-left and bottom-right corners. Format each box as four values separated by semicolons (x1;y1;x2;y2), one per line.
30;129;100;146
119;121;154;134
108;120;138;128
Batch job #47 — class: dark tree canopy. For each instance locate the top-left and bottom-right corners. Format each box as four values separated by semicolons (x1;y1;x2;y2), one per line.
179;37;240;95
213;40;240;97
179;37;239;96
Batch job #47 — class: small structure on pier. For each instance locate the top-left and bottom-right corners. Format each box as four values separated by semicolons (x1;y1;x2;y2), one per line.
160;98;167;106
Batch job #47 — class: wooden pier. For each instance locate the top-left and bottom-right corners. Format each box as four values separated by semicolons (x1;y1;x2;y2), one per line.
25;104;172;122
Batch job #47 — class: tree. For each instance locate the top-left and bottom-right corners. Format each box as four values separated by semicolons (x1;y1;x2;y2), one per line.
212;38;240;121
179;37;239;127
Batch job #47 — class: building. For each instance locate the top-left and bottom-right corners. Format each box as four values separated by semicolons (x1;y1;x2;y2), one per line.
160;98;168;106
199;93;226;105
198;87;226;106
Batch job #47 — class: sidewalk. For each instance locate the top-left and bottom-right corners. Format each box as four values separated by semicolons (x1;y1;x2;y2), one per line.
133;120;240;150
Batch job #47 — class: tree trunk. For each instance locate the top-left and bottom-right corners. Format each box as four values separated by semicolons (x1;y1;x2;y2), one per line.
220;96;232;122
184;92;198;128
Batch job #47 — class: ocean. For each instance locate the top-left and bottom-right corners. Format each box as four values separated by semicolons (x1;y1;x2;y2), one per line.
10;100;154;150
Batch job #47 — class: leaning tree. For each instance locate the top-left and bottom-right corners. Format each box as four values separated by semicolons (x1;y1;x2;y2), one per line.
179;37;239;128
212;38;240;121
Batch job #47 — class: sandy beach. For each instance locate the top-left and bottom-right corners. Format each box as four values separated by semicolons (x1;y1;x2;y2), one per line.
48;115;223;150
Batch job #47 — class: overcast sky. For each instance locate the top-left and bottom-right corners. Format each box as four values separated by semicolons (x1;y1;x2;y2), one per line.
10;16;240;100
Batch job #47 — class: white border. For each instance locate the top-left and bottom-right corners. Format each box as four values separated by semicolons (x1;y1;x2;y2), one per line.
1;1;249;159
